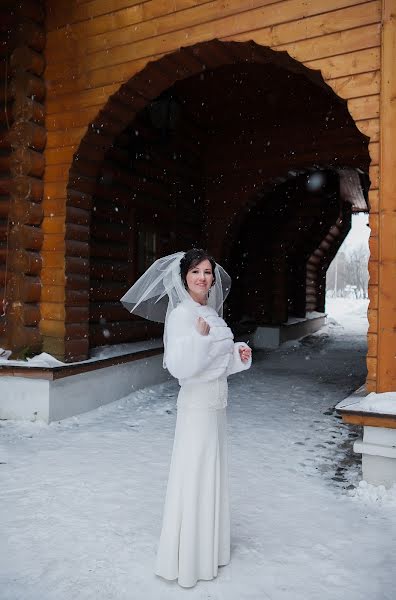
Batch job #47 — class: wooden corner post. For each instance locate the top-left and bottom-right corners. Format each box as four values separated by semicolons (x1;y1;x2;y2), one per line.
377;0;396;391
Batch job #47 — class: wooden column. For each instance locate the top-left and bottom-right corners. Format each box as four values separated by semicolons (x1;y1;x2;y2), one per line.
0;0;46;357
377;0;396;391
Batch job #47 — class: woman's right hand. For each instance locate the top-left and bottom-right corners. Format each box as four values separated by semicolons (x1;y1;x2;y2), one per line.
196;316;210;336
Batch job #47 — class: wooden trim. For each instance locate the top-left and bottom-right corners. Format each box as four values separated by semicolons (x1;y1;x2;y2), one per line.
0;346;163;380
338;412;396;429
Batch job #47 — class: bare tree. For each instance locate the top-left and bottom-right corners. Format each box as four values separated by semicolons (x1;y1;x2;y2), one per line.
326;244;369;298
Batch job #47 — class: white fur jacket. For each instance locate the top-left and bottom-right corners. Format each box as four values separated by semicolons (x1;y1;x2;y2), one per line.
164;297;252;386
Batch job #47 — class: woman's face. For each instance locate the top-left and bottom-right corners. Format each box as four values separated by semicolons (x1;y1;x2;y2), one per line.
186;259;214;301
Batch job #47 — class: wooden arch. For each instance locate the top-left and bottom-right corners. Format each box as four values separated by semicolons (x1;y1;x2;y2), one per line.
65;39;370;360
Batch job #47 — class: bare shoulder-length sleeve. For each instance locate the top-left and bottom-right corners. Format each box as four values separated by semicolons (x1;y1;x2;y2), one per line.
164;305;214;380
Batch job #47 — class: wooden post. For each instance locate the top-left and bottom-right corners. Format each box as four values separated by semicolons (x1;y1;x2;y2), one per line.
0;0;45;358
377;0;396;391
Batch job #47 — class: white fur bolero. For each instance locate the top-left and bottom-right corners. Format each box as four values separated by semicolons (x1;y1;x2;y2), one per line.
164;297;252;386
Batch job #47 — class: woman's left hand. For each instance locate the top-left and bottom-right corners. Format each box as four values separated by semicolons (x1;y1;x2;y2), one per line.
239;345;252;363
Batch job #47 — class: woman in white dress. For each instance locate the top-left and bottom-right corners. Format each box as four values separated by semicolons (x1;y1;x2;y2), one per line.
121;249;252;588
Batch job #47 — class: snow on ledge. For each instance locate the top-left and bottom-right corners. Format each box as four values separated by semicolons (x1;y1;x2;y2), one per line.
337;391;396;416
0;339;163;370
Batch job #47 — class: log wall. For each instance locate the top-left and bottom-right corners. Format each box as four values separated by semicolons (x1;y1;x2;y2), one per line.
41;0;387;389
0;0;46;356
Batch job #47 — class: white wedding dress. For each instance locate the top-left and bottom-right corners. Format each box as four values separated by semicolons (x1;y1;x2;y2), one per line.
155;297;251;588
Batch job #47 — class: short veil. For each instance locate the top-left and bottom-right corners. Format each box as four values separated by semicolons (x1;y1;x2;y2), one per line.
120;251;231;369
120;251;231;323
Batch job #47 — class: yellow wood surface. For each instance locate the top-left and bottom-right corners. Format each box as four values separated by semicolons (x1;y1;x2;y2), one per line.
41;0;384;369
377;0;396;391
341;413;396;428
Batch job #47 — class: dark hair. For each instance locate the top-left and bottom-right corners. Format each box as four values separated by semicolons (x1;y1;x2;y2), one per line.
180;248;216;290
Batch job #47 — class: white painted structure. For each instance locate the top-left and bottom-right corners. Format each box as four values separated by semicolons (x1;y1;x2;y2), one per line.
336;389;396;488
0;351;170;423
252;314;326;349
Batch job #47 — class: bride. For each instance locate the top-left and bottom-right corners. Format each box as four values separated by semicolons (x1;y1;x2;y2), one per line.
121;248;252;588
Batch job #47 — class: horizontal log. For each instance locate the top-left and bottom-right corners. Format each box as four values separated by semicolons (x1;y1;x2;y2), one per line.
66;189;93;210
64;239;89;258
7;147;45;178
90;241;128;260
91;222;129;242
4;322;42;354
41;335;64;360
6;248;42;280
65;273;90;290
64;338;89;362
2;175;44;202
40;318;67;338
8;70;46;101
306;293;318;303
47;0;378;78
46;104;104;132
65;256;89;275
46;144;77;166
90;202;129;223
10;46;45;76
8;223;43;250
306;47;380;80
8;121;47;151
90;260;129;281
7;273;41;302
0;200;10;219
9;94;45;126
90;282;130;302
2;0;45;24
7;20;45;52
40;285;65;303
40;268;65;287
90;301;135;322
348;94;380;122
66;223;90;242
330;70;380;102
65;322;90;340
46;83;119;115
355;117;379;141
21;303;40;326
0;222;8;242
307;254;323;266
42;233;65;255
65;288;89;307
65;205;91;228
41;215;65;235
65;306;89;324
9;199;43;225
89;319;163;347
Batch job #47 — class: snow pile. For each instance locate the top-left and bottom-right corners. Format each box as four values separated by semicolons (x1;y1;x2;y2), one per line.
348;480;396;507
1;298;395;600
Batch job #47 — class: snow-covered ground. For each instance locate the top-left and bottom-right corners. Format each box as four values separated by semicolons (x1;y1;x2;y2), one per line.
1;298;395;600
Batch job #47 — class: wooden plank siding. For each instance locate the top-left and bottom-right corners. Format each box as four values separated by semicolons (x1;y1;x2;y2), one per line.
42;0;383;379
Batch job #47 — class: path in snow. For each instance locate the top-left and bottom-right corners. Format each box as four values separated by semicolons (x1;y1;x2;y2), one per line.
1;299;395;600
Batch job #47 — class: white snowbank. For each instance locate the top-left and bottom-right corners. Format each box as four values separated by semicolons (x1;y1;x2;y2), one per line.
2;299;395;600
348;480;396;507
0;340;163;369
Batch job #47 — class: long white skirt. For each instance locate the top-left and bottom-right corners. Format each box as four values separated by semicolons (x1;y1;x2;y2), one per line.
155;378;230;588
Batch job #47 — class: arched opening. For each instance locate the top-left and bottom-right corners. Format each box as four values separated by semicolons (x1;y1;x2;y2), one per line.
65;40;370;360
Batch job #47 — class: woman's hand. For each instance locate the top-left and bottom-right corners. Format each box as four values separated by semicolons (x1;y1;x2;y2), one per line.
239;345;252;363
196;317;210;336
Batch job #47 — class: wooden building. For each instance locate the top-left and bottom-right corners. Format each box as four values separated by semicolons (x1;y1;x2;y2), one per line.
0;0;395;399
